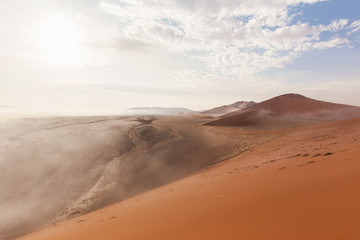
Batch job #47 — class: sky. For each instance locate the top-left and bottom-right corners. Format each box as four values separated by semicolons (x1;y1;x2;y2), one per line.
0;0;360;115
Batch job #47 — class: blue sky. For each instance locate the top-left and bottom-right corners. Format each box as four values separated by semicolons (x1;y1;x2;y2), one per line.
0;0;359;115
291;0;360;24
289;0;360;75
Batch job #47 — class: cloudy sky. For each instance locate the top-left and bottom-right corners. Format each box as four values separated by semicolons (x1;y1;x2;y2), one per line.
0;0;359;114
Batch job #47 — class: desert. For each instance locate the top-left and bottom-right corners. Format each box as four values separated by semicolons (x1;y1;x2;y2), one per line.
1;1;360;239
0;93;359;239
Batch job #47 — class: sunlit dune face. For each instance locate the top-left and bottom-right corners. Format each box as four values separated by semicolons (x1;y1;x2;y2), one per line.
39;17;81;64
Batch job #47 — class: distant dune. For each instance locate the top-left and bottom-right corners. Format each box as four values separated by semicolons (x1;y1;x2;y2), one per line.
120;107;195;115
207;93;360;127
201;101;256;114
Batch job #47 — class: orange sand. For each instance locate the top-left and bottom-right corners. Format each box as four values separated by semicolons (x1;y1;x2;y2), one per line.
18;118;360;240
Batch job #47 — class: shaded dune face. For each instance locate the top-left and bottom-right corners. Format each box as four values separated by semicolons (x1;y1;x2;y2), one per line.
0;115;239;240
207;94;360;127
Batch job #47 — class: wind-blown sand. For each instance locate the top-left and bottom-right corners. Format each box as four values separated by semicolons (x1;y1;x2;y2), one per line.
17;117;360;240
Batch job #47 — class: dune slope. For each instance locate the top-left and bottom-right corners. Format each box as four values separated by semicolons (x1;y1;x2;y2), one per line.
18;117;360;240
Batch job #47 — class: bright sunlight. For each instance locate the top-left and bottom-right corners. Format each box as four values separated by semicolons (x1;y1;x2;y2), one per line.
38;17;81;64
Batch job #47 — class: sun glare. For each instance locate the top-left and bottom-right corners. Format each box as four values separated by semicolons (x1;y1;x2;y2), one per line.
39;17;81;64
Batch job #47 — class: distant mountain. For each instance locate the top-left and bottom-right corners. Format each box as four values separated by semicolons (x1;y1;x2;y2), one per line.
201;101;256;114
206;93;360;127
120;107;195;115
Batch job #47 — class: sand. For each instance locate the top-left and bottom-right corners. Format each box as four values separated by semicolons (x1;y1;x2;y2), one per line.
17;117;360;240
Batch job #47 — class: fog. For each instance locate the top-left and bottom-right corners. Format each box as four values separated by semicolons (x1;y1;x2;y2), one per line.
0;115;237;239
119;107;195;115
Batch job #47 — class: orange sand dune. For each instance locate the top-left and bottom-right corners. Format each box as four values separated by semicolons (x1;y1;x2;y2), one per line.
240;93;360;116
205;110;324;128
208;93;360;127
18;117;360;240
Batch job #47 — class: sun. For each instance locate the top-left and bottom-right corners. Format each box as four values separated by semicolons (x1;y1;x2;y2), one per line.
39;17;81;64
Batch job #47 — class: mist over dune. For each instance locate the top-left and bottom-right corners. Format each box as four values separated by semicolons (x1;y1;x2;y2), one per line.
0;115;247;240
201;101;256;115
17;115;360;240
0;116;136;239
2;93;360;240
119;107;195;115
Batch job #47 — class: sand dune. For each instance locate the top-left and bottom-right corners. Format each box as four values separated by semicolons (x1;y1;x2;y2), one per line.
207;93;360;127
206;110;325;129
4;94;360;240
17;117;360;240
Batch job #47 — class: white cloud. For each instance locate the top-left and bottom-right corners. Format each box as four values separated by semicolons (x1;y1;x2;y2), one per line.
347;20;360;36
312;38;349;50
328;18;348;32
6;0;353;85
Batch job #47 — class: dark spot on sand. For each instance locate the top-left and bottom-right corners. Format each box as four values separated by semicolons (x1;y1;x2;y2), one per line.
77;219;87;223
